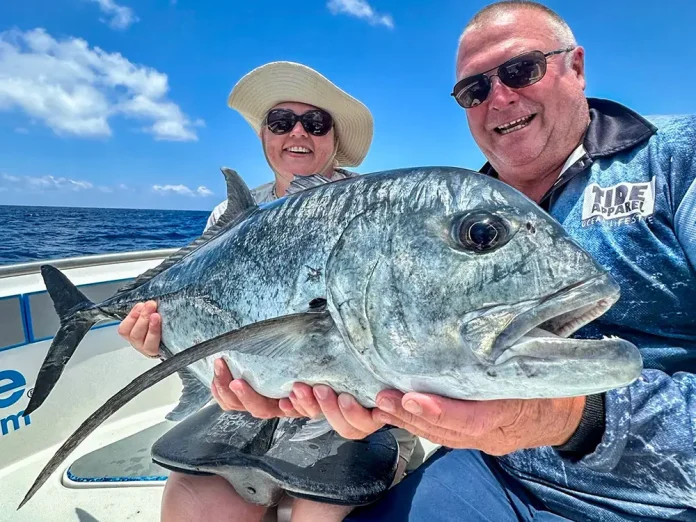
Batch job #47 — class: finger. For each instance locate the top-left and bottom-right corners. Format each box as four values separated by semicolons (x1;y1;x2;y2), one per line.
211;359;244;410
400;392;516;437
210;378;244;411
374;390;463;440
288;393;311;418
373;410;468;448
129;301;157;351
140;313;161;357
230;380;283;419
291;383;322;418
337;393;383;435
278;398;302;418
117;303;144;340
313;385;373;440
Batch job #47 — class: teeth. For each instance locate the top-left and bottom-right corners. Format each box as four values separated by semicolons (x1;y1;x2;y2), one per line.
554;300;611;338
286;146;311;153
496;115;534;135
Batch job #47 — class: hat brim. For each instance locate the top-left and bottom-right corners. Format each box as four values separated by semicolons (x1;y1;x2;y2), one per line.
227;62;373;167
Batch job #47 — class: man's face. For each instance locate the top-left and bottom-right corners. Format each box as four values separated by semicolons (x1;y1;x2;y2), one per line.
456;10;587;178
261;102;336;181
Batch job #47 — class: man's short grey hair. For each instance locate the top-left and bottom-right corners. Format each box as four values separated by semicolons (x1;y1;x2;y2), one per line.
458;1;578;66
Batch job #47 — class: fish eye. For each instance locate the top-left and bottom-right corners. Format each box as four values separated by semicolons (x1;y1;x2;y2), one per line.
452;211;510;253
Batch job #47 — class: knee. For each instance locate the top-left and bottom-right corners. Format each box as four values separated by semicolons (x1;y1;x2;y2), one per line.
290;498;354;522
161;472;266;522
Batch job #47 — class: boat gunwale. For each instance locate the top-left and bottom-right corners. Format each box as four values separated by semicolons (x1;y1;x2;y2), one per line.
0;248;179;279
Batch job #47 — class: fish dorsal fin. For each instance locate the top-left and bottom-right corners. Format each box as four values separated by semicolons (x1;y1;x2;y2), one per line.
215;167;257;226
117;168;257;294
286;174;333;195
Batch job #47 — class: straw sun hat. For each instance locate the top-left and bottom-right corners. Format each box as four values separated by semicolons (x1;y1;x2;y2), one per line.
227;61;374;167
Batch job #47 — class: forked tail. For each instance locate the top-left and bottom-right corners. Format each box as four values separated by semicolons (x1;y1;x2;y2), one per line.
24;265;104;416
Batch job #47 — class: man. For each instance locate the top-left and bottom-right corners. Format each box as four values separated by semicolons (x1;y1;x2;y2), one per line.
301;2;693;520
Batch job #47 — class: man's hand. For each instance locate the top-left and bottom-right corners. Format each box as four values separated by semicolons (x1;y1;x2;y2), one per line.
295;386;586;454
372;391;586;454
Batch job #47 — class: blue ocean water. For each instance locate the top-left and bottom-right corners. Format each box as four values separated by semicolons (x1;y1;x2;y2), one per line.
0;205;211;265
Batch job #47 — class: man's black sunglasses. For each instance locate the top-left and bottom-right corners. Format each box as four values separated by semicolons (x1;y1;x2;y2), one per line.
451;47;575;109
265;108;334;136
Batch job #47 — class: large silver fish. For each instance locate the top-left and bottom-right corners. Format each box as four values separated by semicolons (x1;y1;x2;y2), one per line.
20;166;642;508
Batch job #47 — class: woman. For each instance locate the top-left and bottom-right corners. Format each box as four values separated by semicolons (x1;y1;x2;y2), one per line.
118;61;415;522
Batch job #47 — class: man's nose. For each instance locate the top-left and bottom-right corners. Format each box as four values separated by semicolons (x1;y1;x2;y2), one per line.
488;77;520;110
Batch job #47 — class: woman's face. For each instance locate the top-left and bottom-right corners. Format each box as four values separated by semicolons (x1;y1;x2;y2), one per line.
261;102;336;181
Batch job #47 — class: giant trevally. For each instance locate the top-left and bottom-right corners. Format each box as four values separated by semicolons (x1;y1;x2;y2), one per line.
19;166;642;508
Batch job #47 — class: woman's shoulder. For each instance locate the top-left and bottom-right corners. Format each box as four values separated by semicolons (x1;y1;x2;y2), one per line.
250;180;276;203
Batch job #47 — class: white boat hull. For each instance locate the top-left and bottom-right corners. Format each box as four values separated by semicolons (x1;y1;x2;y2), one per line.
0;251;182;521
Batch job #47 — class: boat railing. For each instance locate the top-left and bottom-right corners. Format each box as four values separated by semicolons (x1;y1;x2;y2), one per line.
0;248;179;279
0;248;178;352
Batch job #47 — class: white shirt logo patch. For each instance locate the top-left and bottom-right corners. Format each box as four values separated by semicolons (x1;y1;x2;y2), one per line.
581;177;656;227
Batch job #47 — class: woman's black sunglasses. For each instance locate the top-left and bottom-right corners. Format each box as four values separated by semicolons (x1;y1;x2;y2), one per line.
265;108;334;136
451;47;575;109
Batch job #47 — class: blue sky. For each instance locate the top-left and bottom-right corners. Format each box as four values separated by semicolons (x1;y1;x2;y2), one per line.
0;0;694;210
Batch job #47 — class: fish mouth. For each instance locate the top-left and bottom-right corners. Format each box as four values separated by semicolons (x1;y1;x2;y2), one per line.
491;273;621;365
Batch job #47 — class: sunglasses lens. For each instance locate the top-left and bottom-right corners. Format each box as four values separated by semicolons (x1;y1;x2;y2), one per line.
301;110;333;136
266;109;295;134
453;76;491;108
500;52;546;89
266;109;333;136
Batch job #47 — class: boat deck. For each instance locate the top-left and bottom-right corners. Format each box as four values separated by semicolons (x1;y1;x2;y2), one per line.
1;404;174;522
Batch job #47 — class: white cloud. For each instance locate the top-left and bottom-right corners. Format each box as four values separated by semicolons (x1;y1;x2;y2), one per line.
153;183;214;197
326;0;394;28
87;0;139;30
0;28;202;141
2;173;94;191
1;174;214;199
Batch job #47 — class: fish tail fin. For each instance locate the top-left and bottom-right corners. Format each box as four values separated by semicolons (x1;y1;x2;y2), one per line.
24;265;102;416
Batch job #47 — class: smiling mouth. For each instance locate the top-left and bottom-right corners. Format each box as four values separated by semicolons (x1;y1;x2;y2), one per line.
495;114;536;135
284;146;313;155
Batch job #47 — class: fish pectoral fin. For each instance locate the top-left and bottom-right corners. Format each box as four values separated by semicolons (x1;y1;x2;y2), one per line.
288;417;333;442
18;310;337;511
225;310;336;359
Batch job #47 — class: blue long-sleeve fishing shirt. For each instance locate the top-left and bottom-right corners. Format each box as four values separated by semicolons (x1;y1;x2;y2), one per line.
482;98;696;520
